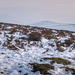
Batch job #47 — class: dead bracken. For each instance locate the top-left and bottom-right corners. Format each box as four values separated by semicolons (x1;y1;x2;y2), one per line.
28;32;41;41
0;22;75;51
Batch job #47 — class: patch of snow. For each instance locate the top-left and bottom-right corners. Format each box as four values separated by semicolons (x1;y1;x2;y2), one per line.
0;25;75;75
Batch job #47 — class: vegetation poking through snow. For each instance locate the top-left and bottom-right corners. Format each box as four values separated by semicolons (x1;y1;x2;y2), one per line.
43;57;71;65
29;63;54;75
28;32;41;41
64;39;74;47
60;67;75;75
0;22;75;75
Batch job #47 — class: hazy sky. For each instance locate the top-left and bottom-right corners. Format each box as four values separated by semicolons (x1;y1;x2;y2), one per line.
0;0;75;24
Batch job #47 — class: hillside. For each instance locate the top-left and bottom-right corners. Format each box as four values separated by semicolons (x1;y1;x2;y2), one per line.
0;22;75;75
31;21;75;32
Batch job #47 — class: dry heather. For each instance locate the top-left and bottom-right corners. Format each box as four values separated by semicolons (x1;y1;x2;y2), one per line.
0;22;75;51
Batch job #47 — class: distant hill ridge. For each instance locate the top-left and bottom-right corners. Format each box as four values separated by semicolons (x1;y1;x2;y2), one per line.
31;21;61;26
31;21;75;32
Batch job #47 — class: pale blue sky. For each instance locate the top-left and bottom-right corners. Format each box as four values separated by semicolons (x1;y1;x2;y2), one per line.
0;0;75;24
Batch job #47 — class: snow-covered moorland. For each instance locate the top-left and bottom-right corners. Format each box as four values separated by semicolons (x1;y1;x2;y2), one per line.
0;22;75;75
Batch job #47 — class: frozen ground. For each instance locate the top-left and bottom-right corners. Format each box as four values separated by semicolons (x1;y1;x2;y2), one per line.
0;23;75;75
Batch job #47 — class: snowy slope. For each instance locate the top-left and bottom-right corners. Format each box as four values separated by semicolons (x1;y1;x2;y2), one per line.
0;23;75;75
31;21;75;32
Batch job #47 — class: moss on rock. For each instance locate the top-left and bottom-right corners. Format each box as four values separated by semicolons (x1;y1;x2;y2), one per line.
29;63;54;75
43;57;71;65
60;67;75;75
